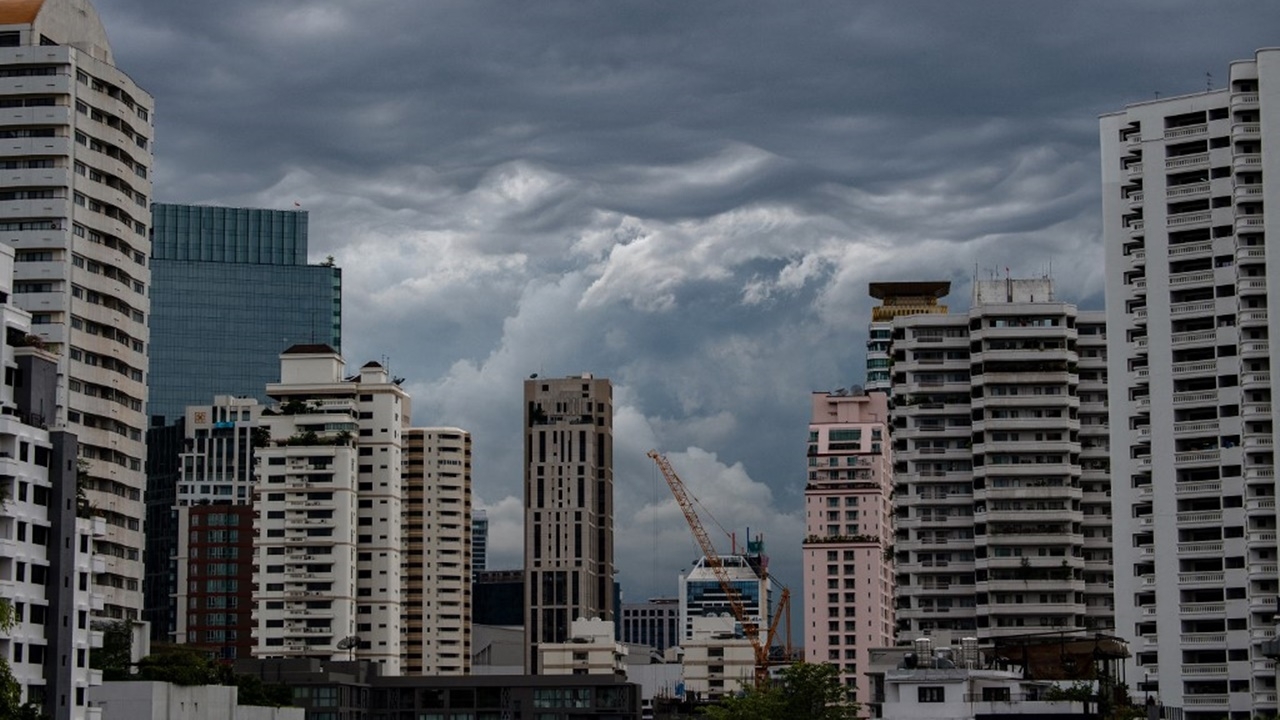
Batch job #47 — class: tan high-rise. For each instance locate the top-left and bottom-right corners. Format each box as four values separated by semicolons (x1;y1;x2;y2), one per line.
523;374;614;673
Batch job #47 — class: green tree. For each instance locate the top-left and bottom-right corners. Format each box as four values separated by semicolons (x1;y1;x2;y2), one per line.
0;598;45;720
702;662;858;720
90;620;134;681
136;645;227;686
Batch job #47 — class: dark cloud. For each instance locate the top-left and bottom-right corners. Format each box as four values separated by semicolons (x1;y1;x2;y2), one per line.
96;0;1280;602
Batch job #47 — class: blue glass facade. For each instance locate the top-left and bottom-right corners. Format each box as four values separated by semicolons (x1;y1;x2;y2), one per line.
147;204;341;424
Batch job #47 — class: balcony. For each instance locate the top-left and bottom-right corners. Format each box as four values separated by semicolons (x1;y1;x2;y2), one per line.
1169;300;1216;317
1164;124;1207;140
1180;663;1228;677
1172;391;1218;407
1178;571;1225;585
1180;602;1225;615
1174;419;1218;435
1167;210;1212;228
1183;694;1229;707
1175;450;1220;466
1177;540;1223;555
1165;152;1209;171
1176;509;1222;525
1171;330;1216;347
1168;269;1214;287
1168;240;1213;258
1181;632;1226;645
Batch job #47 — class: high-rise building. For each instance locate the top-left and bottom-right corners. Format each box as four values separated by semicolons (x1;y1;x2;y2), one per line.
251;345;409;673
678;551;770;642
402;427;472;675
0;0;155;622
0;241;101;720
472;508;488;574
866;282;951;393
170;395;263;659
892;278;1111;644
523;374;615;673
147;203;342;425
1101;48;1280;719
802;389;895;705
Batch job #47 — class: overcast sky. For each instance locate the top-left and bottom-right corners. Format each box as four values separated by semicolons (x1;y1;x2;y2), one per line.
97;0;1280;609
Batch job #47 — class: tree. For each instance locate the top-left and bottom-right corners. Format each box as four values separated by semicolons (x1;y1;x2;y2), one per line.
0;598;45;720
702;662;858;720
90;620;134;681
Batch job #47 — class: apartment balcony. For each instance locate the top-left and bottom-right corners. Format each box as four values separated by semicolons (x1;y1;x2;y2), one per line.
1178;570;1226;586
982;531;1083;547
1169;299;1216;317
1181;663;1229;678
1233;123;1261;140
1253;627;1277;643
1246;497;1277;513
1254;692;1278;707
1168;240;1213;259
1245;466;1275;482
1164;123;1208;140
1248;531;1277;549
1126;161;1144;176
1171;329;1217;347
1180;602;1226;615
1168;269;1215;287
1183;695;1229;708
1165;152;1209;171
1182;632;1227;646
1172;390;1218;408
1250;596;1278;614
1235;182;1264;202
1173;420;1219;436
1178;540;1224;556
1175;450;1220;467
1239;278;1268;297
1237;214;1266;234
977;578;1084;594
1176;509;1223;526
1166;181;1210;200
1242;402;1272;418
1248;562;1278;579
1167;210;1212;229
1242;371;1271;388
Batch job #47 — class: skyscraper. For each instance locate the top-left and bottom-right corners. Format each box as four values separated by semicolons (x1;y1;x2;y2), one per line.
0;0;154;621
1101;48;1280;718
803;389;894;705
866;282;951;393
523;374;615;673
472;508;488;574
892;278;1111;643
402;427;472;675
147;203;342;425
251;346;408;672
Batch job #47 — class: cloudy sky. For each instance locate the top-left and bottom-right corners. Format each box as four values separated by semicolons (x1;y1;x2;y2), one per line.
97;0;1280;607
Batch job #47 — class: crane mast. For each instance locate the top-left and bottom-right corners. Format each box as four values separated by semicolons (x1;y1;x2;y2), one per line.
647;449;788;687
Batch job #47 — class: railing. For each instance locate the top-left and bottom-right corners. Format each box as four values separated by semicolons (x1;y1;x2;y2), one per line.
1170;300;1215;316
1167;211;1211;227
1168;241;1212;256
1176;509;1222;524
1165;152;1209;169
1180;602;1225;614
1163;124;1207;139
1173;420;1217;434
1172;360;1217;375
1171;330;1216;346
1177;540;1222;554
1168;270;1214;286
1177;570;1224;584
1166;181;1210;198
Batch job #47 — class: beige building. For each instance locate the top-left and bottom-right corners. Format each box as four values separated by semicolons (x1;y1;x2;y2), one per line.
680;616;756;700
402;426;472;675
538;617;627;677
523;374;615;673
250;346;409;672
0;0;155;622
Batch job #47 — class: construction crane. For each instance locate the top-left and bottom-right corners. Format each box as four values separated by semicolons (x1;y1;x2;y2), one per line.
647;449;791;687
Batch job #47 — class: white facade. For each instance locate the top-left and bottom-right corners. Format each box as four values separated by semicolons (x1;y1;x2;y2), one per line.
893;279;1111;644
0;0;154;622
677;554;769;642
538;617;627;677
1101;47;1280;719
250;347;409;673
0;240;103;720
402;426;472;675
877;667;1086;720
679;616;755;701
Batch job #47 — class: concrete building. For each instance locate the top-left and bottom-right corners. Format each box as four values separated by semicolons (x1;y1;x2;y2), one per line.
170;396;263;659
680;616;756;702
1101;47;1280;719
867;282;951;393
88;682;302;720
147;204;341;426
539;617;627;677
803;389;895;706
473;569;523;626
0;0;155;623
620;597;679;654
0;241;102;720
401;427;471;676
471;507;488;574
678;552;770;642
892;278;1110;644
250;345;409;673
524;374;615;673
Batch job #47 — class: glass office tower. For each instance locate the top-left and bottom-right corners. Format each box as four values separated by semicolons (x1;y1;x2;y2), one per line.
146;203;342;424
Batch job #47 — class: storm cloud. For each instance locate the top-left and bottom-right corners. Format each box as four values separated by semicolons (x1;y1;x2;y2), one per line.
98;0;1280;604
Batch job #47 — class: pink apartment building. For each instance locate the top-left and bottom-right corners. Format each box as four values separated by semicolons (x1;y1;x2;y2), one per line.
803;390;896;708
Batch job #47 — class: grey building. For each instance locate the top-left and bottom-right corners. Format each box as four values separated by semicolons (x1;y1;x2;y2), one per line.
146;203;341;425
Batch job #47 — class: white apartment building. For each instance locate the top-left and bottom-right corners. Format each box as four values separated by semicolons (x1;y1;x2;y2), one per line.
1101;47;1280;720
0;0;154;622
892;278;1110;644
402;426;472;675
866;282;951;394
0;241;104;720
678;553;770;642
251;346;409;673
680;616;756;701
524;374;615;673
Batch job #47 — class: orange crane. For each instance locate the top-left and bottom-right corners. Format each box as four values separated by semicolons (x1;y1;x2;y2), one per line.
647;449;791;687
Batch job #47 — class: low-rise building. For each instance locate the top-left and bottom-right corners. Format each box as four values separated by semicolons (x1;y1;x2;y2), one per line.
679;617;755;701
540;618;627;677
89;682;302;720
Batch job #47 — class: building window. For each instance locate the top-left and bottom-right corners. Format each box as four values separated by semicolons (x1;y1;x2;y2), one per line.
919;686;945;703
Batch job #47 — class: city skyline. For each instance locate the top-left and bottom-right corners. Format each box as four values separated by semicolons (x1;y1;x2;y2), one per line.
83;0;1280;605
